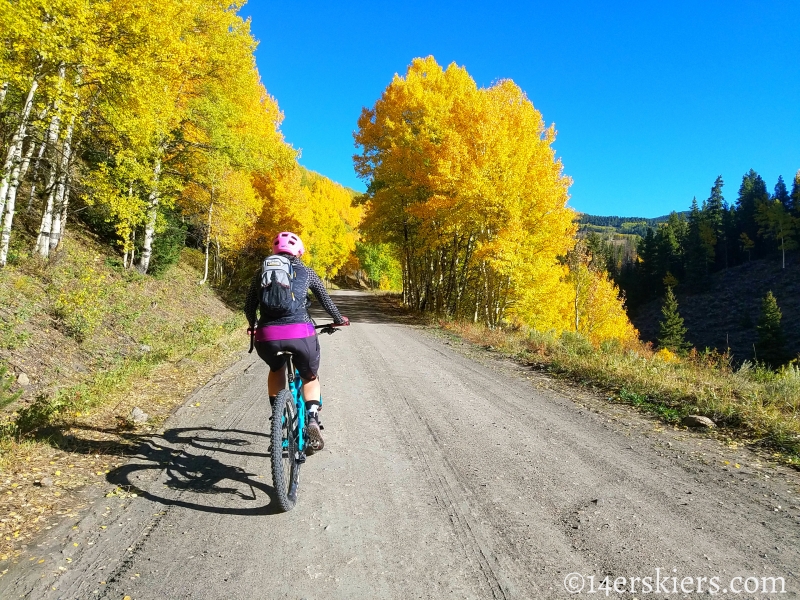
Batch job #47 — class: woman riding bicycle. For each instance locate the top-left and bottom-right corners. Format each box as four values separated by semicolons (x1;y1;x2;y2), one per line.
244;231;349;448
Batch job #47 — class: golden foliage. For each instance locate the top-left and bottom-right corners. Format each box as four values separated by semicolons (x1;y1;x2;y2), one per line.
355;56;636;343
250;165;363;280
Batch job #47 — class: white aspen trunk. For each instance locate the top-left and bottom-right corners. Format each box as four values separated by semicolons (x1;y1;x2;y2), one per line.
55;179;71;251
200;188;214;284
34;104;65;256
0;140;36;266
781;240;785;270
33;65;66;254
122;181;133;267
0;82;8;107
0;76;39;219
137;158;162;274
35;177;57;256
48;114;76;252
26;129;47;211
26;111;57;212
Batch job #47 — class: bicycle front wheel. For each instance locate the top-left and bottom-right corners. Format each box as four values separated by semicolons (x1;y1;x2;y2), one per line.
271;388;299;511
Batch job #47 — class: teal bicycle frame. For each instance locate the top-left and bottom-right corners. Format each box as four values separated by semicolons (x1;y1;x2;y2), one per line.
268;320;344;511
280;352;323;456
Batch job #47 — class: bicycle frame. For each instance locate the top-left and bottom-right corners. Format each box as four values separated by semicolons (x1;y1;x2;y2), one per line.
268;320;341;511
281;353;322;455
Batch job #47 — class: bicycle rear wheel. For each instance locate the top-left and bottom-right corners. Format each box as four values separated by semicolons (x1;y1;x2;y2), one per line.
271;388;299;511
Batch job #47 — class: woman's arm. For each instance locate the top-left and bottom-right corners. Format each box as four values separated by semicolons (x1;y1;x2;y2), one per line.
307;269;347;324
244;272;260;327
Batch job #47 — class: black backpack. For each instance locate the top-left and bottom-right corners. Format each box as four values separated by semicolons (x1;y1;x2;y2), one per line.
260;254;300;318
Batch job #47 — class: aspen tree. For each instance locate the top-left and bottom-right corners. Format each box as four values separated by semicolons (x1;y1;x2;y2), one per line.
0;72;39;219
356;56;636;343
0;137;36;265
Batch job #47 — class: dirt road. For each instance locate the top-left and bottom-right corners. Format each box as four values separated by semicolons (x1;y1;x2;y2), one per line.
1;291;798;599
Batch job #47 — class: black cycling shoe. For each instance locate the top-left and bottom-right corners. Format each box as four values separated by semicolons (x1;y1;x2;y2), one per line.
306;412;324;453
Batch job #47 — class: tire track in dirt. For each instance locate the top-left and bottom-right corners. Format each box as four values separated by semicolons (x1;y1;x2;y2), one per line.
356;324;527;599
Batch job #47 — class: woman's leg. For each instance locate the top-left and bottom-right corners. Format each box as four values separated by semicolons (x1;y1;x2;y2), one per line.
268;366;286;396
301;377;320;402
289;335;322;407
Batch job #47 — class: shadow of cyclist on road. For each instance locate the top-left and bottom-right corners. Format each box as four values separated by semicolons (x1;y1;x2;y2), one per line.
99;425;285;516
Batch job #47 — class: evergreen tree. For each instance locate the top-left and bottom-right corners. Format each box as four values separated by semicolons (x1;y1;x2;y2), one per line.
736;170;769;258
773;175;791;210
791;170;800;217
721;203;736;268
658;287;690;354
654;213;685;286
755;291;788;368
685;198;714;289
636;227;659;300
705;175;728;270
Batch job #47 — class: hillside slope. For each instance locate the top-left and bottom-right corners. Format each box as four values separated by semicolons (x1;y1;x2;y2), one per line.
1;226;240;414
0;225;246;561
631;254;800;362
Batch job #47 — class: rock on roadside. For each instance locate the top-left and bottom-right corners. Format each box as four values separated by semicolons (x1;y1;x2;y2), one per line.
131;407;149;423
682;414;716;429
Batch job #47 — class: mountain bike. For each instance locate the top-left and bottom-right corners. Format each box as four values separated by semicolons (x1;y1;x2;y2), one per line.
270;322;344;512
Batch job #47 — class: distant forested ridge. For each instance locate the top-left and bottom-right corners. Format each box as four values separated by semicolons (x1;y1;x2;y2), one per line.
577;212;689;238
578;213;679;228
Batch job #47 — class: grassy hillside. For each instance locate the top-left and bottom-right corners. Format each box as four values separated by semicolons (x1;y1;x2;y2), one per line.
576;212;685;237
0;224;246;562
631;254;800;363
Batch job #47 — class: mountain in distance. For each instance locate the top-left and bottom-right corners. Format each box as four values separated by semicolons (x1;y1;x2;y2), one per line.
576;212;690;238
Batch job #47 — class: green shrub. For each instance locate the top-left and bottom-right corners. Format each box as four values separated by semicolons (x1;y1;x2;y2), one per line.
51;267;108;342
559;331;594;356
149;208;188;276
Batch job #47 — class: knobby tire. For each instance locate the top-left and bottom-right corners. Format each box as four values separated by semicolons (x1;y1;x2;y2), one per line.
271;388;299;512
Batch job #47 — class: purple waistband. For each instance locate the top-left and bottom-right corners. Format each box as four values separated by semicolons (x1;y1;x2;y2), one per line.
255;323;315;342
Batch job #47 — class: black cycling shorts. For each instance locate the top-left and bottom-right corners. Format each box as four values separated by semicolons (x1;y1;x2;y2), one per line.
254;335;320;381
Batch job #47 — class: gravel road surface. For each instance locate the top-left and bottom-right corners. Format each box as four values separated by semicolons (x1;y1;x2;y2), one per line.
1;291;798;599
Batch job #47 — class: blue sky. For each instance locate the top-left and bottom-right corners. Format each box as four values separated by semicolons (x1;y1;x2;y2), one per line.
242;1;799;218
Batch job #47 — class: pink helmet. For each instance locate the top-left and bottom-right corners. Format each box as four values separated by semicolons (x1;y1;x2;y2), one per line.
272;231;305;257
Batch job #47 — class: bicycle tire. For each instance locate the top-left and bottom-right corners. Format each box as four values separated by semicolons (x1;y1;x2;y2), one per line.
271;388;299;511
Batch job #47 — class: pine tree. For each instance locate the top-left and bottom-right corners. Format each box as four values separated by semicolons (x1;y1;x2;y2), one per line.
706;175;727;270
658;287;690;354
774;175;791;210
636;227;659;299
736;169;769;259
755;291;788;368
685;197;714;289
791;170;800;217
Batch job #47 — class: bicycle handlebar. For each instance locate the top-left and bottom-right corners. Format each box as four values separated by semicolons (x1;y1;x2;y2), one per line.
315;322;349;335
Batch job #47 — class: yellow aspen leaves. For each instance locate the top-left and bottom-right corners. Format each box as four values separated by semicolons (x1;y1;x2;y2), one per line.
355;56;637;344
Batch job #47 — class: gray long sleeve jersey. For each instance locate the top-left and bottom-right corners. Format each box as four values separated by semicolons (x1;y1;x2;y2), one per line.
245;256;345;328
